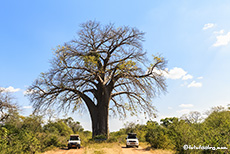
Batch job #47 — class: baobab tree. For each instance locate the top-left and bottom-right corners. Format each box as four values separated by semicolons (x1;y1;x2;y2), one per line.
27;21;167;138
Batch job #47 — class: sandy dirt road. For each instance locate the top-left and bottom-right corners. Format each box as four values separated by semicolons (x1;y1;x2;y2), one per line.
43;145;173;154
42;147;83;154
121;146;154;154
43;147;150;154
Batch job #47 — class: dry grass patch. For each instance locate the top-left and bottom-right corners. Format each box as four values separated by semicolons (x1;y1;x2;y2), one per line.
150;149;175;154
139;142;175;154
84;142;122;154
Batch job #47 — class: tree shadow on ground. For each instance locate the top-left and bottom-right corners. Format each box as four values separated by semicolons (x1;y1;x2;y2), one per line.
60;147;69;150
121;146;138;149
121;146;151;152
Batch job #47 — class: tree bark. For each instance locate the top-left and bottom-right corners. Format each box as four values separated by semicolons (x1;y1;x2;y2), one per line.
91;104;109;139
89;85;110;139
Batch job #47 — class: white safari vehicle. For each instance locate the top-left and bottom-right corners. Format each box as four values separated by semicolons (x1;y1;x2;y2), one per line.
67;134;81;149
126;133;139;148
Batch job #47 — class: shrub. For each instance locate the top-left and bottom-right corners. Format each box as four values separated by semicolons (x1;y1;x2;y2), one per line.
145;124;174;149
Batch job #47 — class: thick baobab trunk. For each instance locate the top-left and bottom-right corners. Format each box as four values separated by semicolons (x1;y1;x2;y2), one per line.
91;104;109;139
89;87;110;139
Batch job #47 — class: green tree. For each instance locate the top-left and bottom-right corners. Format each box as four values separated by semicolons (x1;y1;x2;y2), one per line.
0;127;8;152
21;115;43;133
160;117;178;128
0;89;18;122
27;20;167;138
160;117;202;153
202;108;230;154
44;120;73;136
1;116;42;154
42;120;73;148
181;111;202;124
18;130;41;154
145;120;174;149
62;117;84;133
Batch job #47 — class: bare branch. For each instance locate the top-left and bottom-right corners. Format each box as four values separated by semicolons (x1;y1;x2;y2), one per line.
27;20;167;126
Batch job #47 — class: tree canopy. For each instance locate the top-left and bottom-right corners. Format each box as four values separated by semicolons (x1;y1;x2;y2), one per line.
27;20;167;138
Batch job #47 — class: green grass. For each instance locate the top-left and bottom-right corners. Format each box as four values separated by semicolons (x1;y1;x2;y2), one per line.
93;150;105;154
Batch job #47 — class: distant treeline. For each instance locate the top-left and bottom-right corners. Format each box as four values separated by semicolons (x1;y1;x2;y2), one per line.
1;93;230;154
109;105;230;154
0;111;91;154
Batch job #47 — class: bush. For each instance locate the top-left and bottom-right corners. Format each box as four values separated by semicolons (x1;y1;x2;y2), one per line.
107;136;118;143
0;127;8;153
145;123;174;150
42;133;67;148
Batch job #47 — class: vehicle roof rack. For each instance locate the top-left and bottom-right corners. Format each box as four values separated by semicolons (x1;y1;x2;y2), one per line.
70;134;79;136
128;133;137;135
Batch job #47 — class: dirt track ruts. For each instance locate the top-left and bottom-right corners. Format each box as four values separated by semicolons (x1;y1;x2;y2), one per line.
42;147;83;154
121;146;153;154
42;146;173;154
43;146;153;154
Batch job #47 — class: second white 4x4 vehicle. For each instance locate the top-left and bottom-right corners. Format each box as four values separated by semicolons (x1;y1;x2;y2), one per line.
126;133;139;148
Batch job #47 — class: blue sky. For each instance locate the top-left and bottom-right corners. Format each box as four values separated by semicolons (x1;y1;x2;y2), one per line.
1;0;230;131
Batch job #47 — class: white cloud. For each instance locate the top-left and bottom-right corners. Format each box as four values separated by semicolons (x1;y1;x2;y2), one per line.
188;81;202;88
151;68;167;77
153;67;197;82
182;74;193;80
23;106;32;109
214;29;224;34
179;104;194;108
165;67;187;79
203;23;215;30
168;107;173;110
0;86;20;93
213;32;230;47
23;89;44;95
177;109;190;114
197;76;203;80
165;67;193;81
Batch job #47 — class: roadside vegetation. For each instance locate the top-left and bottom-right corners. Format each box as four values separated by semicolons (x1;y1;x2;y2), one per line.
109;106;230;154
0;109;91;154
1;90;230;154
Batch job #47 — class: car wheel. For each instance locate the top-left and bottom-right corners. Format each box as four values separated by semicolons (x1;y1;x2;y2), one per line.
136;146;139;148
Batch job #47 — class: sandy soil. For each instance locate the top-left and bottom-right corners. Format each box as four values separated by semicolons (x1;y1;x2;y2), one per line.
43;146;155;154
121;146;154;154
42;145;174;154
42;147;83;154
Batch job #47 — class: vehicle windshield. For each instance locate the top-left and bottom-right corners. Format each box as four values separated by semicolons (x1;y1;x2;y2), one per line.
70;136;79;140
128;135;137;139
